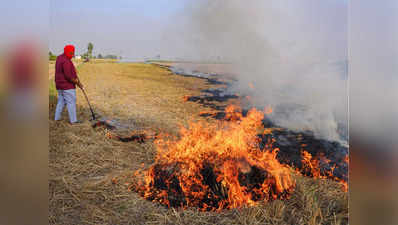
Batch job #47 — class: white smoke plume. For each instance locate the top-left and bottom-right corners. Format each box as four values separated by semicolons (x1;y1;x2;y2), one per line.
171;0;348;143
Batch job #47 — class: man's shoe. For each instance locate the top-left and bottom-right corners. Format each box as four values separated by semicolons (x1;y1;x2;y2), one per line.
70;120;83;125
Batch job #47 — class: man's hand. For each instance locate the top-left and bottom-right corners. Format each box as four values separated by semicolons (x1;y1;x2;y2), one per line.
78;82;84;90
72;78;84;89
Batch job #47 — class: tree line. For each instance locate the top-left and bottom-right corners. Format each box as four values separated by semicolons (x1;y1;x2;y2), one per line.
49;42;122;60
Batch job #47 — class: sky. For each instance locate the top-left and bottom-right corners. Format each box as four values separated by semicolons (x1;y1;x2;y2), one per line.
0;0;48;44
49;0;190;58
47;0;348;61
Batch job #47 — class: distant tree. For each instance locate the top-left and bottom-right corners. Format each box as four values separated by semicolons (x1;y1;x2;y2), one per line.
49;51;56;61
104;54;118;59
82;52;90;62
87;42;94;58
97;54;103;59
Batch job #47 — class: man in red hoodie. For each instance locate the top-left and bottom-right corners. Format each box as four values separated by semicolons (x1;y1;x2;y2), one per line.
54;45;84;124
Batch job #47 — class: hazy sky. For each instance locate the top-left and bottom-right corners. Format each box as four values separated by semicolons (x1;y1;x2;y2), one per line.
0;1;48;44
50;0;189;58
49;0;347;61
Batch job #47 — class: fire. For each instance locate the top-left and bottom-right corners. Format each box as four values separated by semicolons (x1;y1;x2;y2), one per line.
264;106;273;115
199;111;217;117
183;95;190;102
301;150;324;178
132;105;295;211
224;105;242;121
300;150;348;191
105;131;113;139
344;155;349;164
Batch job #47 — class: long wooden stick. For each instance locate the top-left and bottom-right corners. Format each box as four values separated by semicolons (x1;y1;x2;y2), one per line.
81;88;96;120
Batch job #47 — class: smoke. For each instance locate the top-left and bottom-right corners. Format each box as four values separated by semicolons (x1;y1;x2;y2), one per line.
172;0;348;143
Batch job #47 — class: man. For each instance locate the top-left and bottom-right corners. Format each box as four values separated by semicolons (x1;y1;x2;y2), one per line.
54;44;84;124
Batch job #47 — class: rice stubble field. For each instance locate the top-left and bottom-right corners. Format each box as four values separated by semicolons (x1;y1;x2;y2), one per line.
49;60;348;225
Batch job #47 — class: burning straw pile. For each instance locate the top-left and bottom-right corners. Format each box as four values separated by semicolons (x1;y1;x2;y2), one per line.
131;105;295;211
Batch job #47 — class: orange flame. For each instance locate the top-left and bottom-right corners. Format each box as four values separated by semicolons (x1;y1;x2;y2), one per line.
183;95;190;102
264;106;273;115
199;111;217;116
133;105;295;210
300;150;348;191
105;132;113;139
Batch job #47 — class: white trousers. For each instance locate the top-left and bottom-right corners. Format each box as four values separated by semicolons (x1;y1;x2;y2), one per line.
54;89;77;123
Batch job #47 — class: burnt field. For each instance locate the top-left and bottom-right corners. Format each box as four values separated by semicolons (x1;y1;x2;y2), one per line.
166;63;348;184
49;60;348;225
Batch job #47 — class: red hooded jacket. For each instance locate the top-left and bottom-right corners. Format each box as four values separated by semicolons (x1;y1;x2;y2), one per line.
54;45;78;90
